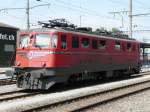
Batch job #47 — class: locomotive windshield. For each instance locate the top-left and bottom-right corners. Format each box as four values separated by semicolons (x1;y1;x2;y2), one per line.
19;34;29;48
35;34;50;48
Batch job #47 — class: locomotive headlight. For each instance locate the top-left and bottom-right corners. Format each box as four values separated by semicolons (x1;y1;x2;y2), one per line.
41;62;46;67
15;61;21;66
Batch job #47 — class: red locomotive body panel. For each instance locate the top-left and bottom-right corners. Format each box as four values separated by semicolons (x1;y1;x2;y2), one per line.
16;30;140;69
13;28;140;89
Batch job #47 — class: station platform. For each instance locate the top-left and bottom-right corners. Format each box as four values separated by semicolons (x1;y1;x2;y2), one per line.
0;67;13;74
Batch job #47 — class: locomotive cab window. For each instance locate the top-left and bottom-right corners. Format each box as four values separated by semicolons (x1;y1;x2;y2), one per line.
81;38;90;48
60;34;67;49
19;34;29;48
98;40;106;49
72;35;79;48
115;41;121;50
92;39;98;49
52;34;58;48
35;34;50;48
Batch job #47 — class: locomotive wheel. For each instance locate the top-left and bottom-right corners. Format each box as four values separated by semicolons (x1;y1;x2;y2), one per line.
17;76;23;88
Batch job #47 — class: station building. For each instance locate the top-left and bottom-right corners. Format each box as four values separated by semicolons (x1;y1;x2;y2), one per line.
0;22;19;67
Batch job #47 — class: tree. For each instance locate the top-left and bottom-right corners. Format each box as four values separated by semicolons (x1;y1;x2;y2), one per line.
112;28;122;33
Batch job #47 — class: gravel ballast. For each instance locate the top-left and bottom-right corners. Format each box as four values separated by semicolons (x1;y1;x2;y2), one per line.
0;68;13;74
0;75;150;112
85;89;150;112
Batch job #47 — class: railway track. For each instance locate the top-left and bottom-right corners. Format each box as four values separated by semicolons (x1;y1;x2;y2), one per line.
0;90;40;103
0;72;149;112
22;77;150;112
0;77;16;86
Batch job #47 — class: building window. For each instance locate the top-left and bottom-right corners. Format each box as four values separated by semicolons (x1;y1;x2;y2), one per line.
92;39;98;49
4;44;15;52
98;40;106;49
115;41;121;50
60;34;67;49
72;35;79;48
81;38;90;48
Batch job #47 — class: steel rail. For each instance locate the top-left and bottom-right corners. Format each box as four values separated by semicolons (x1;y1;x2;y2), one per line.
0;78;16;86
21;72;150;112
0;90;40;103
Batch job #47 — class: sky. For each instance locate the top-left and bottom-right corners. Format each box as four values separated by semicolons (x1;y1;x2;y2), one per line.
0;0;150;42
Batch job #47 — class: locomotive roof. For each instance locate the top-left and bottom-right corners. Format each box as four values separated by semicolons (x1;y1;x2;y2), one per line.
19;28;139;43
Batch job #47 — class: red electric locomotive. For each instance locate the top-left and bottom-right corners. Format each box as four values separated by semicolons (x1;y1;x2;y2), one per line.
6;20;141;90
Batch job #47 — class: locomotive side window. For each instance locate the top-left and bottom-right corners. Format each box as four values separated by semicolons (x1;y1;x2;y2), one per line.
61;34;67;49
35;34;50;48
52;34;58;48
19;35;29;48
132;44;136;51
98;40;106;49
72;36;79;48
115;41;121;50
122;43;126;51
127;43;132;51
92;39;98;49
81;38;90;48
138;44;140;53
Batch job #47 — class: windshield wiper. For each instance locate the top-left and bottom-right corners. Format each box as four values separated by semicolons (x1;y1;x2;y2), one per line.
35;45;42;49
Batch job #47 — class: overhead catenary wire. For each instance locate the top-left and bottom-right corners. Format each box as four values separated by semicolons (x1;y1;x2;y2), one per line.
107;0;128;6
0;0;141;32
0;0;123;29
53;0;121;21
124;29;150;33
134;0;150;9
107;0;149;9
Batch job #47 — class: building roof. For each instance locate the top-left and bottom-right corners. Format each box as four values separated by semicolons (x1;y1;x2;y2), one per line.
140;42;150;48
0;22;19;30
